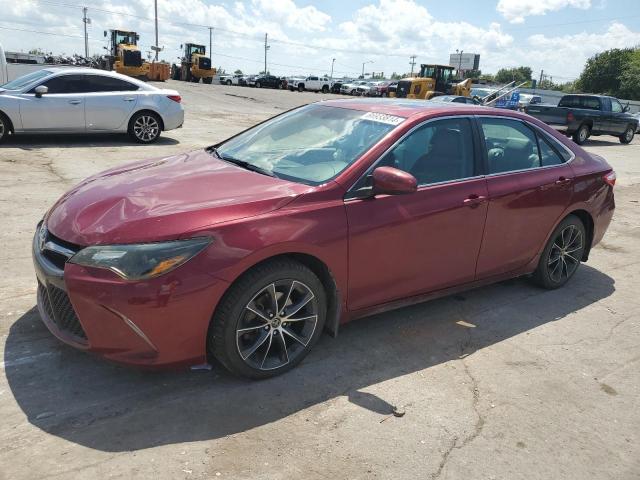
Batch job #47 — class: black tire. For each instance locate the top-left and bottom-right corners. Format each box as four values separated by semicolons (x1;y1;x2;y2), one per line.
298;84;304;92
620;125;635;144
209;259;327;379
256;81;262;88
128;111;162;144
203;77;212;85
572;124;590;145
191;76;200;83
226;80;232;85
350;89;356;96
0;112;9;143
532;215;586;289
322;85;329;94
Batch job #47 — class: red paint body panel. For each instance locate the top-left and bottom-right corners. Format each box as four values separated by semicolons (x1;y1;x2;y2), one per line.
34;101;616;368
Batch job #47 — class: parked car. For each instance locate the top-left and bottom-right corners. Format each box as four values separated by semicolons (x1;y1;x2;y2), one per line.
219;75;233;85
295;76;333;93
367;81;392;97
254;74;283;89
331;81;344;94
286;77;305;91
518;93;542;110
525;94;637;145
429;95;480;105
0;68;183;143
246;75;257;87
387;82;398;96
340;80;369;95
633;112;640;133
230;74;246;86
33;100;615;378
355;82;374;96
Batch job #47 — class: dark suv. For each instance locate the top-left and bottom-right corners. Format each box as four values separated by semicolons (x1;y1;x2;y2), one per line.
254;75;282;89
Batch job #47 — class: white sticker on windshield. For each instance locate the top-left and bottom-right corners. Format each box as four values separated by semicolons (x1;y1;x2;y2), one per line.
361;112;405;126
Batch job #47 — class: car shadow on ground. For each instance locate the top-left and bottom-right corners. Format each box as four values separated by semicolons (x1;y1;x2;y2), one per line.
1;134;180;149
4;265;614;452
582;138;627;147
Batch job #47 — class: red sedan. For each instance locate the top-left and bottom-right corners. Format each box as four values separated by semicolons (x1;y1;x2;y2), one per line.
33;99;615;378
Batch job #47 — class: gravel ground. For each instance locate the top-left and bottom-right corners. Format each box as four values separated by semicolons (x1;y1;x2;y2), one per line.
0;81;638;480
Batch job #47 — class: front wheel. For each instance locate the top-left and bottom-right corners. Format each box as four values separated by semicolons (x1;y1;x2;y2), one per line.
322;85;329;94
209;259;326;379
620;125;635;144
203;77;213;84
0;113;9;143
572;124;590;145
532;215;586;289
128;111;162;144
256;81;262;88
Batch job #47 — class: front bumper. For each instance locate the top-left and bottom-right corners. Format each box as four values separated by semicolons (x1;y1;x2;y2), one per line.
32;224;229;368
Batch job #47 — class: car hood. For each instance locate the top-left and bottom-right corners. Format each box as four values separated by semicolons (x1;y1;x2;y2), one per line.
45;150;310;246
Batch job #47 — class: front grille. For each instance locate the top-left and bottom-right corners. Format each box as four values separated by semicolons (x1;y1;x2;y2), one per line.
38;282;87;340
396;80;412;98
40;228;82;271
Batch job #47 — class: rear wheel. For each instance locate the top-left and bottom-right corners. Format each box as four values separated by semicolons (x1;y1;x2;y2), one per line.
203;77;213;84
191;76;200;83
620;125;635;144
209;259;326;379
0;113;9;143
128;111;162;144
532;215;586;289
322;85;329;93
298;84;304;92
226;79;232;85
572;124;590;145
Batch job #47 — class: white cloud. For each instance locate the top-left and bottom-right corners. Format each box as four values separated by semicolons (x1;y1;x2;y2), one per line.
497;0;591;24
251;0;331;32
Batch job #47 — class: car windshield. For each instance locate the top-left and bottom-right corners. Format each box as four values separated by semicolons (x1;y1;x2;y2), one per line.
1;69;52;90
215;104;402;185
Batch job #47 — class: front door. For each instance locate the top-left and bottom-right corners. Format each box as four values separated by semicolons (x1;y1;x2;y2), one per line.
18;74;86;131
345;117;488;310
475;116;575;278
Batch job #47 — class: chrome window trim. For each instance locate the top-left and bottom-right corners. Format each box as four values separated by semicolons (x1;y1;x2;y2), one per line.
475;114;576;179
345;114;482;197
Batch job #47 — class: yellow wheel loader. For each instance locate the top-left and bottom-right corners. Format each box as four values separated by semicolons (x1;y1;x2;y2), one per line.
171;43;216;84
391;64;472;100
101;30;150;80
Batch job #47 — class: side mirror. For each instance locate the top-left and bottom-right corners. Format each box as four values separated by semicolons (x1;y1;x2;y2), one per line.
103;30;107;37
623;104;630;113
372;166;417;195
34;85;48;98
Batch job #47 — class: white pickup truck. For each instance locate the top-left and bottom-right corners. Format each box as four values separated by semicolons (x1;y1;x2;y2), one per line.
291;75;334;93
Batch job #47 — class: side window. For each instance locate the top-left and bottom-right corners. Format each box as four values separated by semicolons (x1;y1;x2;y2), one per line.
582;97;600;110
479;118;540;174
32;74;86;94
611;99;623;113
537;134;564;166
378;118;475;185
558;96;577;108
86;75;139;92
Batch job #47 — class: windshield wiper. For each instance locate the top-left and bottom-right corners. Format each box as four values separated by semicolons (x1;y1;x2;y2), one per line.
206;147;276;178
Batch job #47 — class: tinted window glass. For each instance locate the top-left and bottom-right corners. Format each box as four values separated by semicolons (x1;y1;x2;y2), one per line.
611;99;623;113
581;97;600;110
34;74;86;94
538;135;564;166
480;118;540;174
378;118;475;185
558;96;578;108
86;75;139;92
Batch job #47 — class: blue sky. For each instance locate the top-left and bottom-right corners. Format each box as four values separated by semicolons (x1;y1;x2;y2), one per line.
1;0;639;80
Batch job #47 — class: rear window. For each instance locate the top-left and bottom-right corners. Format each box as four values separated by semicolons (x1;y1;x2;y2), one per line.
558;96;600;110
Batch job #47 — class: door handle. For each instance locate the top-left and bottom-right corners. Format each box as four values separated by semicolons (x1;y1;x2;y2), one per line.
463;194;487;208
123;97;135;102
68;99;82;105
555;177;572;187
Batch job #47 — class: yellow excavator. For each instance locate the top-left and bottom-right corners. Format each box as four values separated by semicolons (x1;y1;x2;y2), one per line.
171;43;216;84
391;64;472;99
101;30;150;80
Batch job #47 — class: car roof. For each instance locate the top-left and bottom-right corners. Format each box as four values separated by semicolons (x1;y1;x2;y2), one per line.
44;67;152;88
319;98;506;119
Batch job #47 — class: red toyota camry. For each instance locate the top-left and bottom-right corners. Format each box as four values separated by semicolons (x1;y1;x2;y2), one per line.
33;99;615;378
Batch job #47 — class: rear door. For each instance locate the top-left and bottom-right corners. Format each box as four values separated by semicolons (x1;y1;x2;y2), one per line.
18;74;86;131
345;116;488;310
83;75;140;131
475;116;575;278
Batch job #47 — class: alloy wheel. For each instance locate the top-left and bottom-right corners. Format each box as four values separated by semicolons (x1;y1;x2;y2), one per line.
579;127;588;143
133;115;159;142
625;128;633;142
547;224;584;283
236;280;318;371
0;118;5;139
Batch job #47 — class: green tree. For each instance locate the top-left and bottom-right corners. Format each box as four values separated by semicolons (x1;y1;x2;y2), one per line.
234;69;243;75
463;69;481;79
618;49;640;100
495;66;532;84
576;48;633;95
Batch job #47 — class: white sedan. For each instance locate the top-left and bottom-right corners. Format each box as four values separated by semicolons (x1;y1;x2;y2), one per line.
0;68;184;143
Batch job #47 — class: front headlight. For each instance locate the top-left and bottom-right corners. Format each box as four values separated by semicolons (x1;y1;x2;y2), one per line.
69;237;211;281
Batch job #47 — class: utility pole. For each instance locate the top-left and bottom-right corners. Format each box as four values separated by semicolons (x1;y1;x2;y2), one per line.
539;69;544;86
209;27;213;57
330;58;335;80
409;55;416;76
264;33;269;74
82;7;90;57
154;0;159;61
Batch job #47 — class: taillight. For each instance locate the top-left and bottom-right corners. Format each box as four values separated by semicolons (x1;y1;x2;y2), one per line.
167;95;181;103
567;112;575;122
603;171;616;187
